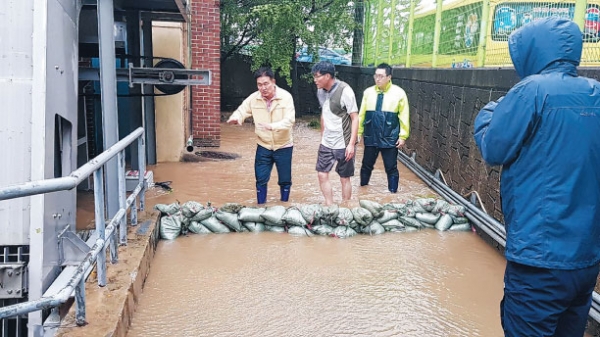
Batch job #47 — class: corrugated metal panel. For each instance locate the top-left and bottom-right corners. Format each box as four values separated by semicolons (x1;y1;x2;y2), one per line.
0;1;34;246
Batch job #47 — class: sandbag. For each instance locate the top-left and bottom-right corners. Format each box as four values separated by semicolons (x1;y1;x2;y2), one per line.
160;214;182;240
432;199;450;214
348;220;360;229
299;204;323;224
443;204;466;217
359;200;383;218
362;221;386;235
377;210;398;223
264;225;286;233
188;221;212;234
320;205;339;226
190;208;214;222
181;201;203;218
414;198;436;212
219;202;244;214
260;206;287;225
200;216;231;233
238;207;266;222
449;223;471;231
406;200;427;214
416;212;440;224
215;210;243;232
155;202;181;216
181;217;191;234
335;207;354;226
243;222;265;232
434;214;454;231
288;226;314;236
331;226;357;239
404;205;417;217
312;224;334;236
282;207;308;227
451;215;469;224
385;203;408;216
399;216;424;229
351;207;373;226
381;219;405;232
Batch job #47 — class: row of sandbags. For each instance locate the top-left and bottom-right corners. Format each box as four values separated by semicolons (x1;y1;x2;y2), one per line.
155;198;471;240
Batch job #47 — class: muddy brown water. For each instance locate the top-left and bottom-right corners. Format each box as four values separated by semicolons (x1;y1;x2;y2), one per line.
117;120;512;336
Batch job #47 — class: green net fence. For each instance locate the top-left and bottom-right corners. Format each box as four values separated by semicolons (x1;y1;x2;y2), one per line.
362;0;600;68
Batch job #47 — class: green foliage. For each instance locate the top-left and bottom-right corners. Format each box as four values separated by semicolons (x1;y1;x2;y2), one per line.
220;0;356;84
307;119;321;129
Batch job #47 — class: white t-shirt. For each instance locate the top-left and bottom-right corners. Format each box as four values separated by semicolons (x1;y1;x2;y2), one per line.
318;82;358;150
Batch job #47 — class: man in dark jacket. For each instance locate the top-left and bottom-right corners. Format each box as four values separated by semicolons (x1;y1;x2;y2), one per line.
357;63;410;193
474;17;600;336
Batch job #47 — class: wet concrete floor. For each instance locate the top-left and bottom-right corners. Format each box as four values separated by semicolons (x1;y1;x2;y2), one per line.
122;119;510;336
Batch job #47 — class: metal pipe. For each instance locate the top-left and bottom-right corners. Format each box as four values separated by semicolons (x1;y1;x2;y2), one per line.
138;136;147;212
118;151;128;246
0;179;144;319
93;169;107;287
0;128;144;201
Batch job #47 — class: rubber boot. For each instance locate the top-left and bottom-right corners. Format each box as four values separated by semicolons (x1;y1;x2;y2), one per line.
257;186;267;204
280;185;291;202
360;171;371;186
388;175;399;193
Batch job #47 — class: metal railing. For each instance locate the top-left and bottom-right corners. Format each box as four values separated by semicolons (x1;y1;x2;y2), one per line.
397;150;600;324
0;127;147;326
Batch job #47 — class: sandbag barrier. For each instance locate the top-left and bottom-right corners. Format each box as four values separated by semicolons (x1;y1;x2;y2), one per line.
154;198;471;240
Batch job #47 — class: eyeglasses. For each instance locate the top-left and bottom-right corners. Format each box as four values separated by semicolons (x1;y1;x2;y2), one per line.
313;73;327;80
373;74;389;80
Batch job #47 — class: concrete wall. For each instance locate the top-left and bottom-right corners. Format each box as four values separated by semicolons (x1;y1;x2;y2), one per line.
153;22;186;162
222;59;600;222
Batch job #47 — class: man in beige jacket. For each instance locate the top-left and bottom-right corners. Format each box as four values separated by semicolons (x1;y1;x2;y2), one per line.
227;67;296;204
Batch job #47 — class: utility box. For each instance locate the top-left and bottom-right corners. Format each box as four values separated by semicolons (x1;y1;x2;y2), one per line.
125;170;154;192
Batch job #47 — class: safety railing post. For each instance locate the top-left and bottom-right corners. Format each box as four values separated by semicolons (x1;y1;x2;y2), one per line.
75;278;86;326
138;135;146;212
93;168;107;287
117;151;128;246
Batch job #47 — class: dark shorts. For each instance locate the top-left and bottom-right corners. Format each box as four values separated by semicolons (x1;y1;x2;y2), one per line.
315;144;354;177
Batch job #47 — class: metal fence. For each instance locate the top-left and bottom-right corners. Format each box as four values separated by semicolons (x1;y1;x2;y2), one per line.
363;0;600;68
0;127;147;328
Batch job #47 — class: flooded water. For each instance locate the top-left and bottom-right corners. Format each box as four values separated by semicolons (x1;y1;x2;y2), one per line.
125;120;507;336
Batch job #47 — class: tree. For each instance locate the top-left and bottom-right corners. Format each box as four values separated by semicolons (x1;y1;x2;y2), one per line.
220;0;356;83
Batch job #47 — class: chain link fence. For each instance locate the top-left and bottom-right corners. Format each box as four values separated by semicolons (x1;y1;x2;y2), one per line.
362;0;600;68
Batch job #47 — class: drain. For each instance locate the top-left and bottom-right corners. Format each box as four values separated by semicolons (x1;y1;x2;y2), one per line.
181;151;240;162
195;151;240;160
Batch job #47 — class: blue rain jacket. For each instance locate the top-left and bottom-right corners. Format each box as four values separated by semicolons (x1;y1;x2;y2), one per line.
474;17;600;269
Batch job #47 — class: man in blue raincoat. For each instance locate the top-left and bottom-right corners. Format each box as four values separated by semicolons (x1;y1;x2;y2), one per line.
474;17;600;336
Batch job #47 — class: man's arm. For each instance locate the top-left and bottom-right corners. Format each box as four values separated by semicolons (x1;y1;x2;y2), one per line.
346;112;359;161
398;91;410;141
266;95;296;131
357;90;368;143
227;95;254;125
474;83;538;166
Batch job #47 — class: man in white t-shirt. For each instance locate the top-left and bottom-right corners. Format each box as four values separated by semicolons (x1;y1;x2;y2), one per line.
311;61;359;206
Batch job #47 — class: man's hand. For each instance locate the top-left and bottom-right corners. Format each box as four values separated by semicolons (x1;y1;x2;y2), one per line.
345;143;355;161
227;118;241;125
396;139;405;149
256;123;273;131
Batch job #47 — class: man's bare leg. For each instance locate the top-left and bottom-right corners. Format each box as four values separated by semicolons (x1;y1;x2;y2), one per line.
341;177;352;202
318;171;334;206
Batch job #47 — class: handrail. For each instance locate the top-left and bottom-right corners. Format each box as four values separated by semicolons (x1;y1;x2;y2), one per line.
0;127;144;201
0;127;146;326
397;150;600;324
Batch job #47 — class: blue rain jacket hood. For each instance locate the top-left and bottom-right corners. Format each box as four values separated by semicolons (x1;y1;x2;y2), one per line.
474;17;600;269
509;17;582;78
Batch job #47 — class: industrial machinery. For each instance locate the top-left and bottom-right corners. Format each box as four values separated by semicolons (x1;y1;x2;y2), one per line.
0;1;210;336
